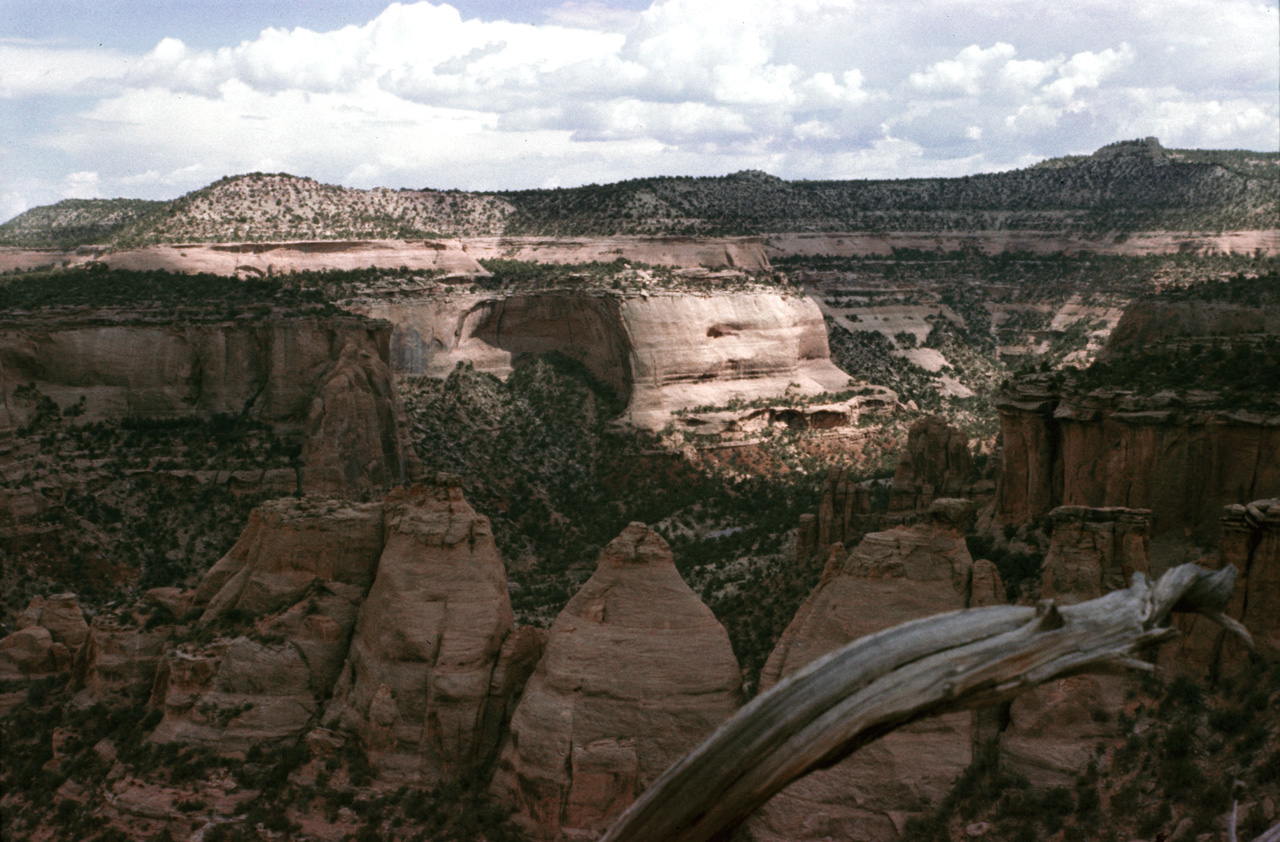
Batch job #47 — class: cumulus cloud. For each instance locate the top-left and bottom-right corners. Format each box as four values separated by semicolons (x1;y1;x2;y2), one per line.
59;171;101;199
2;0;1277;208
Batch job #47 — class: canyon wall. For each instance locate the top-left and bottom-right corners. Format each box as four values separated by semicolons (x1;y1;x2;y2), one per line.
0;314;418;495
996;380;1280;542
351;290;853;430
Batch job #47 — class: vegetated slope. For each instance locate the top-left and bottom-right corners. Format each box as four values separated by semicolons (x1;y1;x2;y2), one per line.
4;140;1276;250
105;173;516;246
0;198;166;249
497;139;1280;236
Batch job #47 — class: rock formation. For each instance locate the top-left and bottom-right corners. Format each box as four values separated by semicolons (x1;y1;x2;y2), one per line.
348;290;853;431
0;314;418;496
746;500;978;842
888;415;973;514
323;484;521;784
71;613;173;708
996;377;1280;540
151;497;384;751
491;523;742;840
998;506;1151;786
0;594;88;714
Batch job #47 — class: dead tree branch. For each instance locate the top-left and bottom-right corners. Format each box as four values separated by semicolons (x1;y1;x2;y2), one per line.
601;564;1253;842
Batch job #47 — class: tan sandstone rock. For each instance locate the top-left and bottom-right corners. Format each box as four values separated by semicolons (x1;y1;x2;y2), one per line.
152;496;384;752
323;484;518;784
491;523;742;840
746;503;978;842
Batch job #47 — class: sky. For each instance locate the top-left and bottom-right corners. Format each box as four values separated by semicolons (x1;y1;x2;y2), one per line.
2;0;1278;223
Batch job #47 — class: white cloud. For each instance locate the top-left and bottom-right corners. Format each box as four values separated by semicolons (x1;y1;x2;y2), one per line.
59;171;101;199
2;0;1276;208
1;191;28;222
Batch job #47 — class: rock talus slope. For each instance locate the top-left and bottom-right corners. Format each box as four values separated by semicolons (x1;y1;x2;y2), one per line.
491;523;742;840
746;500;978;842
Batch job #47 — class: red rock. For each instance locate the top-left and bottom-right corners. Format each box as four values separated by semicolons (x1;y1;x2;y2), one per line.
491;523;741;840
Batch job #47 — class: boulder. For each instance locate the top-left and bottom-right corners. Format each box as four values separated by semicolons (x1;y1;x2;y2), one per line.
491;523;742;840
16;593;88;649
746;514;977;842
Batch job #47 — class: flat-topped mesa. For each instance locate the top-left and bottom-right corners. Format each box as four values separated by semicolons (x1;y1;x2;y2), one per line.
352;289;856;431
999;506;1152;786
747;500;978;842
491;523;742;841
322;482;523;785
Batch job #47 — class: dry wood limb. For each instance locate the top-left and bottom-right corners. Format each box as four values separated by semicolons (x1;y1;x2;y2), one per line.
601;563;1254;842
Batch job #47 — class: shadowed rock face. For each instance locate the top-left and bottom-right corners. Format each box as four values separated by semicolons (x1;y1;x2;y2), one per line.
0;315;419;497
996;381;1280;541
0;594;88;715
889;415;973;514
491;523;742;841
999;506;1152;787
747;502;978;842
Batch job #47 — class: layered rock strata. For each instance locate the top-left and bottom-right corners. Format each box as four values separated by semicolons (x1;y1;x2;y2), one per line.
747;500;979;842
491;523;742;840
998;506;1152;786
0;314;418;495
0;594;88;714
996;378;1280;540
151;497;384;751
350;290;854;430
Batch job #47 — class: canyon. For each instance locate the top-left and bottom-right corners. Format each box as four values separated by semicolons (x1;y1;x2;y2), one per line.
1;140;1278;842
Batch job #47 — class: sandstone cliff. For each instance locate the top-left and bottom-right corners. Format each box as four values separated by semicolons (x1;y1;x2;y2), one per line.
996;378;1280;541
151;497;384;752
350;289;853;430
491;523;742;840
323;484;521;784
0;594;87;714
747;500;978;842
0;313;418;495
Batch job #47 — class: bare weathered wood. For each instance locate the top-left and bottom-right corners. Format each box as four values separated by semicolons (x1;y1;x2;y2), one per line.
601;564;1252;842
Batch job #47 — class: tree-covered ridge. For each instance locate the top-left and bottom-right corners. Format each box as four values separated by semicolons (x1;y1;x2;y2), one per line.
3;141;1276;249
0;198;166;249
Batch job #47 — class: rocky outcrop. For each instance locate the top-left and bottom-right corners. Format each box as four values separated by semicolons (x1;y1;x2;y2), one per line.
996;378;1280;540
998;506;1151;786
151;497;384;751
889;415;973;514
0;314;418;495
746;500;978;842
0;594;88;714
323;484;520;784
491;523;741;840
349;290;853;431
71;613;173;708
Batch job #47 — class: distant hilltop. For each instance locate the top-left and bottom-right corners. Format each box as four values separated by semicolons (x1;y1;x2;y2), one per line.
2;139;1277;250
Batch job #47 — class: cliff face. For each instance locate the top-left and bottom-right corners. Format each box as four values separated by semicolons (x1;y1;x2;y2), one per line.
491;523;742;840
748;501;978;842
996;381;1280;541
351;290;852;430
0;314;418;495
